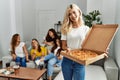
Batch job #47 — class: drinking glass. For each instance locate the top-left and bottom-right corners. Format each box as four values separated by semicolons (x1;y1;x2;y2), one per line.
15;62;20;69
39;64;44;70
6;62;10;70
13;62;20;75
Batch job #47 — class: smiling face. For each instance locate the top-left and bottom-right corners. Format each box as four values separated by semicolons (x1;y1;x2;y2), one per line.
68;8;80;23
16;35;20;46
49;31;54;38
31;39;38;49
64;4;84;27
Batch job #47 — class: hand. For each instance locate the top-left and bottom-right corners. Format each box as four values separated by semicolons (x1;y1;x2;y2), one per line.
40;57;44;62
66;48;71;53
104;53;108;58
33;51;37;55
57;56;63;60
12;54;16;60
105;48;109;54
43;40;47;44
54;64;57;67
26;58;30;62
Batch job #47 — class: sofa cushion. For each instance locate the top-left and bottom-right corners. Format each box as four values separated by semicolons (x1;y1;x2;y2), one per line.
85;65;107;80
10;61;36;68
2;56;12;68
1;55;36;68
54;65;107;80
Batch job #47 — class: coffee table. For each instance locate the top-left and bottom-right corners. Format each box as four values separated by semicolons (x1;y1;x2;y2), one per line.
0;67;47;80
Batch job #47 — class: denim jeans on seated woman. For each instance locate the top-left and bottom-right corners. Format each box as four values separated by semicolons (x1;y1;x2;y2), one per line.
62;57;85;80
47;57;62;77
15;56;26;67
44;53;55;61
44;53;63;77
44;53;62;66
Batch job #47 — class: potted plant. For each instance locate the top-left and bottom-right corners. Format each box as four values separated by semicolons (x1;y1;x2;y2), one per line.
83;10;102;27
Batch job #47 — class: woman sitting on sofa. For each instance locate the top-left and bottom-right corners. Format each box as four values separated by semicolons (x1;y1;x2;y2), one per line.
10;33;29;67
30;38;47;66
43;28;60;46
40;38;63;80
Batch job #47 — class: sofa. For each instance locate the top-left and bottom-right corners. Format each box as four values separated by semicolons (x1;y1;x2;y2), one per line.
54;57;118;80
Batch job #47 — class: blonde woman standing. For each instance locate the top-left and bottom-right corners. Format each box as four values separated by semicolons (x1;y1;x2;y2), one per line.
61;4;90;80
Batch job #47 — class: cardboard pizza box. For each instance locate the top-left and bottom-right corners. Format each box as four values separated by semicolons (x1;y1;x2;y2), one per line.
61;24;118;65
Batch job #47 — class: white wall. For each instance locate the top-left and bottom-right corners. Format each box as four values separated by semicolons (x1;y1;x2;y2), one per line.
116;0;120;23
21;0;36;42
102;0;117;24
35;0;86;22
0;0;12;60
15;0;23;40
87;0;103;13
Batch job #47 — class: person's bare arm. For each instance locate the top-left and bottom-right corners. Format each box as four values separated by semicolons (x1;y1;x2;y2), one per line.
11;52;16;60
57;55;63;60
31;52;36;61
62;40;71;53
23;45;29;61
62;40;67;50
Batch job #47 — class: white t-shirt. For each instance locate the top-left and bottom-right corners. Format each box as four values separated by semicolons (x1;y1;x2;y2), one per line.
15;42;25;57
54;46;60;56
61;25;89;50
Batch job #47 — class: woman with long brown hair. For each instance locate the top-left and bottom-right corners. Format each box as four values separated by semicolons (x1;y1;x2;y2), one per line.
10;33;29;67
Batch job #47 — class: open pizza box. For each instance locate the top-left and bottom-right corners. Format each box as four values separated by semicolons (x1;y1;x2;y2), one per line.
61;24;118;65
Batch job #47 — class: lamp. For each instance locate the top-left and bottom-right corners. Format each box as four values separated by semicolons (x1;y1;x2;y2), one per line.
54;21;61;36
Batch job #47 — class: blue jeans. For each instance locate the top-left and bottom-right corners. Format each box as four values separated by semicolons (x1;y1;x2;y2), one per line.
44;53;63;77
62;57;85;80
15;56;26;67
44;53;55;61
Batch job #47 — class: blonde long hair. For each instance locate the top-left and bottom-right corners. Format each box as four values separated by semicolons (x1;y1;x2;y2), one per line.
61;4;84;35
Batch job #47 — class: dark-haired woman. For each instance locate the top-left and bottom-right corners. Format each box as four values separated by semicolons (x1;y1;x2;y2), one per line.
40;39;63;80
43;28;60;46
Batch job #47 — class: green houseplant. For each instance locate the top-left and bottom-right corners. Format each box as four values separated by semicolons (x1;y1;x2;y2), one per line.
83;10;102;27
